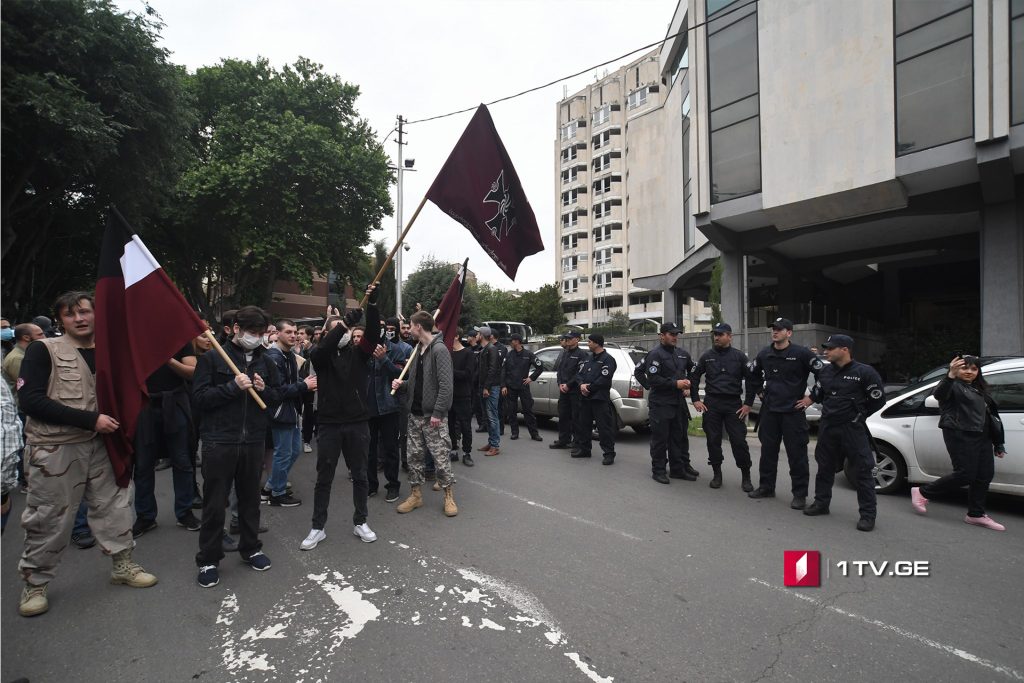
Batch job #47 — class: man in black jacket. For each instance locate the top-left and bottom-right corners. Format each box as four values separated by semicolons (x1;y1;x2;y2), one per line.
193;305;282;588
574;334;617;464
476;326;502;456
301;288;381;551
449;332;476;466
503;334;544;441
551;332;587;450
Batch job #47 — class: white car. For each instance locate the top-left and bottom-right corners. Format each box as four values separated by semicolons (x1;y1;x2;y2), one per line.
854;357;1024;496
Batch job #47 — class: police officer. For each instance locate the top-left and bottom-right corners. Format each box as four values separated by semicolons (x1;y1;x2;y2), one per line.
502;334;544;441
636;322;699;484
804;334;886;532
574;334;617;464
746;317;822;509
551;331;588;450
691;322;754;491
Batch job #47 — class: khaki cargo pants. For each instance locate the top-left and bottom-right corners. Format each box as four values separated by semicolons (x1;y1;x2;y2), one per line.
19;437;135;586
407;414;455;488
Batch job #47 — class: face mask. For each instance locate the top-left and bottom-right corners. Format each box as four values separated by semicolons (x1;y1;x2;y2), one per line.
238;332;262;350
0;328;13;342
385;330;395;341
337;332;352;349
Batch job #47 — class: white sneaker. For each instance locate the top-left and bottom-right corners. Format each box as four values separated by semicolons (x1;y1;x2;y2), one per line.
300;528;326;550
303;443;313;453
353;523;377;543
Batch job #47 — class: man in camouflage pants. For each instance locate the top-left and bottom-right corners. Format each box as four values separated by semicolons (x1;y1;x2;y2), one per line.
391;311;457;517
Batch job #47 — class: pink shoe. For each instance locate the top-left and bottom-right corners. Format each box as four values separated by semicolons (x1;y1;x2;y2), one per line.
964;515;1005;532
910;487;928;514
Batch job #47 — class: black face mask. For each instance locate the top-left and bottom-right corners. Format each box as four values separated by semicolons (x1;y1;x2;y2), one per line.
385;329;396;341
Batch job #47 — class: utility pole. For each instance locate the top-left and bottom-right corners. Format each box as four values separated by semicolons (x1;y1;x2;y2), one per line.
395;114;406;319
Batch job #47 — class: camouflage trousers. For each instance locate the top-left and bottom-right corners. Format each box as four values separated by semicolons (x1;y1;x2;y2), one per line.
407;414;455;488
20;437;135;586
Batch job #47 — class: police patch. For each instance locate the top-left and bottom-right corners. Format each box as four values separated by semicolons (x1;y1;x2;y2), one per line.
869;388;883;399
534;358;542;366
601;368;610;376
811;358;824;371
747;361;757;372
648;366;658;374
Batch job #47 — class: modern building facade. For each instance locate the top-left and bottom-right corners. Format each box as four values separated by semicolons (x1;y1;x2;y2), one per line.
624;0;1024;360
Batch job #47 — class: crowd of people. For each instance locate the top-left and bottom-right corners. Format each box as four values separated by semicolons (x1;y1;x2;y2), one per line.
0;293;1008;617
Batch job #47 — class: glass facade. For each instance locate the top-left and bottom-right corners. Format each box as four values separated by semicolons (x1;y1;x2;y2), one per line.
1013;0;1024;125
894;0;973;155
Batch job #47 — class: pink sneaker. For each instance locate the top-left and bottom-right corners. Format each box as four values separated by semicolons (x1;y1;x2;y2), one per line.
910;487;928;514
964;515;1005;532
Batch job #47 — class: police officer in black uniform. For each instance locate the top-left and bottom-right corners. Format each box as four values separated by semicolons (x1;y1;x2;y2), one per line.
574;334;617;464
746;317;822;509
636;322;699;484
804;334;886;532
502;333;544;441
691;322;754;491
551;332;588;450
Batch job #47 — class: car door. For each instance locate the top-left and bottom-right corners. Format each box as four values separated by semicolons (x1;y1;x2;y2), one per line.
986;369;1024;486
531;348;561;416
909;382;948;476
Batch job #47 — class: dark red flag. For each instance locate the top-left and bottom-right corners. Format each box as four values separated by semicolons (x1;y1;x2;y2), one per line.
94;208;208;487
426;105;544;280
434;259;468;350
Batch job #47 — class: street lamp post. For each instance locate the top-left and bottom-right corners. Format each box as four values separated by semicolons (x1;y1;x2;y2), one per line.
395;115;405;319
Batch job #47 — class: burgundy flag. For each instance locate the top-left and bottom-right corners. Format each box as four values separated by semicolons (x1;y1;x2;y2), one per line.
95;208;208;487
426;104;544;280
434;259;468;350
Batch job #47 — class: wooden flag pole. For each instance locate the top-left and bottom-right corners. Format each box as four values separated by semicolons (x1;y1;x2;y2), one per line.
360;194;430;308
389;307;441;395
204;330;267;410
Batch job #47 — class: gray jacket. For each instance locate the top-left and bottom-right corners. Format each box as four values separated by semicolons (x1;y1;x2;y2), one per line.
401;333;453;419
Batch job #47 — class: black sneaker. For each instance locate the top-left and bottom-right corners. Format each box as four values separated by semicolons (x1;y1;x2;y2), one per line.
531;434;543;442
368;489;378;498
385;489;400;503
510;434;519;440
462;453;475;467
260;488;271;504
652;473;670;484
790;496;807;510
221;532;238;552
71;531;96;549
191;495;203;510
548;442;570;449
747;487;775;499
269;493;301;507
669;471;697;481
450;450;460;462
132;518;157;538
856;517;875;532
243;551;272;571
803;502;830;516
177;511;202;531
684;464;700;477
154;458;171;471
602;455;615;466
197;564;219;588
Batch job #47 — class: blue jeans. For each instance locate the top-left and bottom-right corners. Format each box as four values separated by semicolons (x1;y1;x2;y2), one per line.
486;386;501;448
134;403;194;522
268;425;302;497
73;501;90;536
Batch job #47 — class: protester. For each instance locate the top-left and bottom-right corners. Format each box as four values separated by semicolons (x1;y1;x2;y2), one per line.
3;323;44;394
1;381;23;533
0;318;12;355
367;317;411;503
299;326;318;453
192;305;281;587
476;326;502;456
17;292;157;616
32;315;58;338
449;331;476;467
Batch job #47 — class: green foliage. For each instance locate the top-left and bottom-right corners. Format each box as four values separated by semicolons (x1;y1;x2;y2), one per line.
402;256;477;328
709;257;723;325
514;284;567;334
474;282;517;322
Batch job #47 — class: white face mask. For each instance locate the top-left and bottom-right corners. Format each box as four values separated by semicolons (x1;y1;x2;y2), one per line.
238;332;262;350
337;332;352;349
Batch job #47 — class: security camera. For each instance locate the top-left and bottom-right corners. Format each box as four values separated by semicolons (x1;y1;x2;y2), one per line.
404;158;415;169
403;243;411;252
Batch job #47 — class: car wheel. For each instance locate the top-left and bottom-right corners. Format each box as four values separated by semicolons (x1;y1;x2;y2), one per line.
535;415;553;426
845;443;906;495
632;423;650;435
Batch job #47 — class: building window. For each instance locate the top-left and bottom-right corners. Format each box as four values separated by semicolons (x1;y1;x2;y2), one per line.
562;188;582;207
627;87;649;110
594;248;612;266
682;95;694;251
593;153;611;173
562;278;579;294
561;210;582;229
561;257;578;274
707;1;761;203
561;234;580;251
593;105;611;126
594;273;612;289
895;0;973;155
594;225;612;242
561;167;580;185
560;146;578;163
1012;0;1024;125
560;120;578;142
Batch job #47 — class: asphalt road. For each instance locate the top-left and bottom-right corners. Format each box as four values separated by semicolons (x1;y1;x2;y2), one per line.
3;423;1023;683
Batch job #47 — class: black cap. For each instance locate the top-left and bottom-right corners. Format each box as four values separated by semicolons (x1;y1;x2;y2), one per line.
822;334;854;349
588;333;605;346
712;322;732;334
660;322;681;334
770;317;794;331
509;333;523;342
32;315;52;331
385;317;400;328
563;331;581;339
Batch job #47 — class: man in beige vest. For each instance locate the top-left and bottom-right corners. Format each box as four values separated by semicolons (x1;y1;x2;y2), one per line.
16;291;157;617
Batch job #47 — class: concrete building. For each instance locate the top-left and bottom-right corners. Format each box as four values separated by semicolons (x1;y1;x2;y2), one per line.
626;0;1024;364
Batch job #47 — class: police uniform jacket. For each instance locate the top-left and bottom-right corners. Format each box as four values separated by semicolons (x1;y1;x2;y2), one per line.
503;347;543;389
692;345;753;404
639;344;694;407
577;350;617;401
811;360;885;425
746;343;822;412
556;345;589;393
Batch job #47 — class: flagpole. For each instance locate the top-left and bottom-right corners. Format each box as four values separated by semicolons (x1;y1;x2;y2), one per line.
204;330;268;410
389;307;441;395
361;194;429;308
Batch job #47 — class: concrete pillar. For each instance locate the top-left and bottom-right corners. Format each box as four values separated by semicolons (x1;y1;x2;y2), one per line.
720;249;746;342
980;197;1024;355
663;287;680;329
882;268;901;328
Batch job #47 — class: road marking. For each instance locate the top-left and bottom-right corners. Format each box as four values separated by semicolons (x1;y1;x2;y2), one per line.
459;474;644;541
749;578;1024;681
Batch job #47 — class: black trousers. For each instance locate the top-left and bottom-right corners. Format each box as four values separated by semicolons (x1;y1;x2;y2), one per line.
473;390;486;429
575;397;615;457
367;412;401;496
196;441;263;567
301;400;317;443
398;407;409;466
813;421;877;519
449;396;473;454
702;396;751;469
313;422;369;529
557;392;579;445
756;411;810;496
921;429;994;518
505;386;539;437
649;402;689;475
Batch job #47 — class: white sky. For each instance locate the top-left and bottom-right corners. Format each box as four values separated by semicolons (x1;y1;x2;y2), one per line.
116;0;673;290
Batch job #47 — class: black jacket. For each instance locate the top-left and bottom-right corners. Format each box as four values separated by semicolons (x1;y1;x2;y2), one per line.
264;345;309;426
692;345;752;404
811;359;885;425
638;343;693;407
310;304;381;424
192;342;282;444
747;343;822;412
451;347;476;399
477;342;502;389
578;349;617;401
934;376;1004;446
556;344;589;392
503;347;543;389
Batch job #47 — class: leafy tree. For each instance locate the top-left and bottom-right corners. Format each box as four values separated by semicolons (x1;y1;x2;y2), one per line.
368;240;397;318
475;282;517;321
513;284;566;334
1;0;194;318
402;255;477;328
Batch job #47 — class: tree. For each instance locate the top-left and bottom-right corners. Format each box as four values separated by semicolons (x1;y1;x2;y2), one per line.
512;284;565;333
474;282;517;321
402;255;477;328
1;0;194;318
368;240;396;318
160;57;393;314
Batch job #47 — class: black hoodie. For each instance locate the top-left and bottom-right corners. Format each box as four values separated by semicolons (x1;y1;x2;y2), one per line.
310;303;381;424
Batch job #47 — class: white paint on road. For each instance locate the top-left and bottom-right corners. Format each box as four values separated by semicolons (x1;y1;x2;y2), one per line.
480;618;507;631
749;578;1024;681
462;616;474;628
313;572;382;654
459;474;643;542
565;653;615;683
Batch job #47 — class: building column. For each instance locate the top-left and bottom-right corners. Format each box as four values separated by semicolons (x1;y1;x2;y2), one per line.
720;249;747;341
882;268;901;328
663;287;680;328
980;196;1024;355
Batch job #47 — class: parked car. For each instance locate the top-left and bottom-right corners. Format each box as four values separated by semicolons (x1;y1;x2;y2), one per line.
530;345;650;433
855;357;1024;496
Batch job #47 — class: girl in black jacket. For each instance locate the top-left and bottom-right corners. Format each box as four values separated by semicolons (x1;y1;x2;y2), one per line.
910;356;1007;531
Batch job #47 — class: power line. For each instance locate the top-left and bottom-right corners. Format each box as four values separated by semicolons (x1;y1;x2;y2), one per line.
405;0;758;126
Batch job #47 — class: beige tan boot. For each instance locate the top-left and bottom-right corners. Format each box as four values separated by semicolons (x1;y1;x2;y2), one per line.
19;583;49;617
431;480;441;492
396;485;423;514
110;548;158;587
443;485;458;517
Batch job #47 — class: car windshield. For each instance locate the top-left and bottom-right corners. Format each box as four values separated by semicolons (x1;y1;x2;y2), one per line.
892;358;1005;398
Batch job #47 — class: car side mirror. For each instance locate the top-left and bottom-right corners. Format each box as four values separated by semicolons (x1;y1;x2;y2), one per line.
924;395;939;409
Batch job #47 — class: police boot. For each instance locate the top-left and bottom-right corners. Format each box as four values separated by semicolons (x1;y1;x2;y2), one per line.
110;549;158;588
443;485;458;517
397;486;423;514
709;466;723;489
740;467;753;493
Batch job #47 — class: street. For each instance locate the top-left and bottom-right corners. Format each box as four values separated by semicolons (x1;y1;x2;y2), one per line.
3;424;1023;683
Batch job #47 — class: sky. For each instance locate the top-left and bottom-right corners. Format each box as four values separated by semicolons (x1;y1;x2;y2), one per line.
116;0;674;290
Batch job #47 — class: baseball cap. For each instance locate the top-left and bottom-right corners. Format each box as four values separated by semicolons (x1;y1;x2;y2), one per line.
660;322;681;334
385;317;400;328
509;333;523;342
822;334;854;349
563;331;581;339
712;322;732;334
588;333;605;346
770;317;794;331
477;326;492;338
